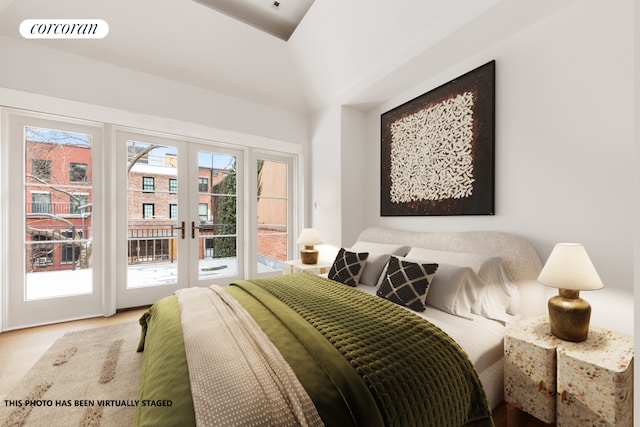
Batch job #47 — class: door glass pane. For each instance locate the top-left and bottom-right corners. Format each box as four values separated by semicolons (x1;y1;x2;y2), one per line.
127;141;179;288
24;127;93;300
197;151;237;279
256;160;287;272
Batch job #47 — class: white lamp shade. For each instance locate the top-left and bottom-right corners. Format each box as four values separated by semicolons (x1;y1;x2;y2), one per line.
537;243;604;291
297;228;323;246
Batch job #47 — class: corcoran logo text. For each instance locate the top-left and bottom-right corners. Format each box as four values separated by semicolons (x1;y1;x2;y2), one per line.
20;19;109;39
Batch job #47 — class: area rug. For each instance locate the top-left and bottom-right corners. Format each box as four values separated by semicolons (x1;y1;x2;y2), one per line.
0;322;143;427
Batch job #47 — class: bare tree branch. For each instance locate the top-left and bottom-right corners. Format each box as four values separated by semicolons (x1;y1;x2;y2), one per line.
128;144;160;172
26;213;74;227
26;128;90;148
26;174;84;204
24;134;159;272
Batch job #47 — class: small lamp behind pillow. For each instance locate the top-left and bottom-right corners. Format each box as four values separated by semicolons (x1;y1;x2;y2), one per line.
297;228;323;264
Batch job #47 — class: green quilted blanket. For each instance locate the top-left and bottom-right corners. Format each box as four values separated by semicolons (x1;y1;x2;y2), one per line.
135;273;494;426
231;274;493;427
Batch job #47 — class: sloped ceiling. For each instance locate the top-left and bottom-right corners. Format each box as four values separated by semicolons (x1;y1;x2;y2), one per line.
0;0;576;114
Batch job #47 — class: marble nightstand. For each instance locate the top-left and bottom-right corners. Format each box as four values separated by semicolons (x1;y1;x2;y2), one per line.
282;260;331;275
504;315;633;426
556;328;633;426
504;316;559;423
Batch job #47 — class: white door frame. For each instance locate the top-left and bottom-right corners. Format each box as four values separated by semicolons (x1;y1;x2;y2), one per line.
248;149;296;278
187;142;244;288
115;130;189;309
115;132;245;309
4;110;105;330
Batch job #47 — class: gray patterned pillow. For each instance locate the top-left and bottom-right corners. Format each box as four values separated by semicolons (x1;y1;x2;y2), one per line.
377;256;438;312
328;248;369;286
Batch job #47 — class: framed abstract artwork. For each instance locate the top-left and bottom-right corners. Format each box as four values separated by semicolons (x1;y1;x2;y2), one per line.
380;60;495;216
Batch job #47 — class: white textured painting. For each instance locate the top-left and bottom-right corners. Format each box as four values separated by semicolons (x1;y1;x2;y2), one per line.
380;60;494;216
389;92;475;203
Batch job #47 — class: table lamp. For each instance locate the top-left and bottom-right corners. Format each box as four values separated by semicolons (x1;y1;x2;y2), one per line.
297;228;323;264
537;243;604;342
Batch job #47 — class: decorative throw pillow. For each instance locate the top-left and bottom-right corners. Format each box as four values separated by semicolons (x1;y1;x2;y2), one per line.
376;256;438;312
328;248;369;286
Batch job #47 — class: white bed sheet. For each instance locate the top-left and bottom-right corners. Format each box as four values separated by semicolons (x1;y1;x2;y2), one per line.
356;285;505;408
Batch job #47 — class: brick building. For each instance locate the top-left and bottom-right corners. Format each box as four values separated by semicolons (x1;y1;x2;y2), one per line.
126;152;229;264
256;160;288;265
25;140;93;272
25;140;289;273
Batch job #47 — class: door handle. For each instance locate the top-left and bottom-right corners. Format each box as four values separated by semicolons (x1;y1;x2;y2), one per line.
191;221;215;238
179;221;185;239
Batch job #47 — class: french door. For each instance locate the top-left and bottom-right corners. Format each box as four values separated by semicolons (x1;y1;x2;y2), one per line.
115;131;243;309
250;151;294;278
3;115;296;327
5;112;104;329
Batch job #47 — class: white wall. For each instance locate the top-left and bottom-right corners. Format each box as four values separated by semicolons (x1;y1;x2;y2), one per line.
308;105;342;246
311;0;634;334
307;106;367;249
0;35;309;146
340;107;367;246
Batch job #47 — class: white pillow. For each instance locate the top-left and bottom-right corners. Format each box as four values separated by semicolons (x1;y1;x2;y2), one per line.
349;241;410;287
405;247;519;321
425;264;483;319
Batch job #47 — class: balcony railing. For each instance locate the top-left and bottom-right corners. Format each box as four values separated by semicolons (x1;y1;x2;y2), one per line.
128;227;176;239
27;201;91;216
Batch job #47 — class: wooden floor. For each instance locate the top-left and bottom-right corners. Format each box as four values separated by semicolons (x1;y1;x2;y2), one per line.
493;402;556;427
0;308;148;402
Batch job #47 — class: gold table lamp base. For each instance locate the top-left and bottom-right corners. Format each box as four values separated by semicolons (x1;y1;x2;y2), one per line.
300;245;318;264
548;288;591;342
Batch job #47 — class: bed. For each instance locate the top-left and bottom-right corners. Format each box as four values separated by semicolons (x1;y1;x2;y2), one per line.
134;227;545;426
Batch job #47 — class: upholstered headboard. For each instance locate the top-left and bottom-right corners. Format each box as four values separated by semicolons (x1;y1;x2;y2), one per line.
355;227;547;315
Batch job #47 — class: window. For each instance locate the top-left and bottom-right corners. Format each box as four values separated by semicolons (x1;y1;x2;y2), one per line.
169;178;177;193
142;177;155;192
198;177;208;193
142;203;155;219
61;245;77;264
32;159;52;181
30;233;54;267
6;114;103;326
127;239;170;263
204;237;215;257
70;162;88;182
256;158;290;273
61;230;85;264
31;192;51;214
199;203;208;222
70;194;89;215
125;139;181;290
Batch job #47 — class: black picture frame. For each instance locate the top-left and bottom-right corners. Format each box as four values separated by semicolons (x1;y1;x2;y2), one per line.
380;60;495;216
